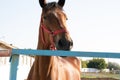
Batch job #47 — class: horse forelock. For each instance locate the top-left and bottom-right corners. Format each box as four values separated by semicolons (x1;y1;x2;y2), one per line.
43;2;63;11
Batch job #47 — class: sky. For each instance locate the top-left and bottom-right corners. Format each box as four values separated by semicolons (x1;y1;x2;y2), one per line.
1;0;120;63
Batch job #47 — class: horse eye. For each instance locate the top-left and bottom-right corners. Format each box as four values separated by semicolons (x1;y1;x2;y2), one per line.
43;16;47;20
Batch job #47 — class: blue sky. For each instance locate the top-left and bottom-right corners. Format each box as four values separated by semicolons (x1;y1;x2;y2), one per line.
1;0;120;62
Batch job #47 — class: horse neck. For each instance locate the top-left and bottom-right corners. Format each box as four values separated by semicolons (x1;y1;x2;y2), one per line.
36;21;55;78
37;21;51;50
35;56;55;79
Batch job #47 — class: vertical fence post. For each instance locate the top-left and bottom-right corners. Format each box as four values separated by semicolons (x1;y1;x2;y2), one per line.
9;54;19;80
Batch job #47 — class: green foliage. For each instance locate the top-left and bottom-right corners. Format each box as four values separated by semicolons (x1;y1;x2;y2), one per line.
108;62;120;70
82;60;88;68
87;58;107;70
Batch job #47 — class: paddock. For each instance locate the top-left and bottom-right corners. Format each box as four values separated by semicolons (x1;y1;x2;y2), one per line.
1;49;120;80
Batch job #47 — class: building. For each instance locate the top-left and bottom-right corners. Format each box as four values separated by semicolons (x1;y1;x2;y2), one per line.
0;40;34;66
0;41;17;65
0;41;34;80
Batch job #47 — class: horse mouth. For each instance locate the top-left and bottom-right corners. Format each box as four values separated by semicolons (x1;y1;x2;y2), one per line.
55;38;73;51
57;47;71;51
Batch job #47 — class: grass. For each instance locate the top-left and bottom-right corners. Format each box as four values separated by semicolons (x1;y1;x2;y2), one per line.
81;72;120;79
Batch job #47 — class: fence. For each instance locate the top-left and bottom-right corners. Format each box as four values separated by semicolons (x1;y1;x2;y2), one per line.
1;49;120;80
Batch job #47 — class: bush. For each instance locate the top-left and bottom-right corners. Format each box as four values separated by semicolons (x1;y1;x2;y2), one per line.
82;60;88;68
87;58;107;70
108;62;120;70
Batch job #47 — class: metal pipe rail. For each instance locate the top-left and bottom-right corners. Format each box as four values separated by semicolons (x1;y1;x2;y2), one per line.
11;49;120;58
1;49;120;80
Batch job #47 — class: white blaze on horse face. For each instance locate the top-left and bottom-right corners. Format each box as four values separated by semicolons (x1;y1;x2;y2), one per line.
53;11;67;28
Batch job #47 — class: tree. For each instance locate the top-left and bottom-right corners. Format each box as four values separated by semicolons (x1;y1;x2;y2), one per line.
87;58;107;70
108;62;120;70
81;60;88;68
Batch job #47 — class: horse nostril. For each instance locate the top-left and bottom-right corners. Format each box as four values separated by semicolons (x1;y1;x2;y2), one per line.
70;41;73;46
69;41;73;49
58;39;66;47
70;40;73;46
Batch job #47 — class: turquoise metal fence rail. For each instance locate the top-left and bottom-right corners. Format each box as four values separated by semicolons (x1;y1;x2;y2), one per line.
9;49;120;80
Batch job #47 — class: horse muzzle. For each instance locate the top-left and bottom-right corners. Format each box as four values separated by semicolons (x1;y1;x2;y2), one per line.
56;38;73;51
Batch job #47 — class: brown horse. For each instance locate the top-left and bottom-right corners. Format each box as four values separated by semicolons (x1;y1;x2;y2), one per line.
27;0;81;80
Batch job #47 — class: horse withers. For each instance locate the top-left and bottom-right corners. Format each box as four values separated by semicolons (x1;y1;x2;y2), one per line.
27;0;81;80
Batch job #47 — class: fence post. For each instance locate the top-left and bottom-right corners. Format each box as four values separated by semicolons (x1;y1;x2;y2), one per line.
9;54;19;80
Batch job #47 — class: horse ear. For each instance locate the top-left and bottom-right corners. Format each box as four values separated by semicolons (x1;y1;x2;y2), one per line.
58;0;65;7
39;0;46;8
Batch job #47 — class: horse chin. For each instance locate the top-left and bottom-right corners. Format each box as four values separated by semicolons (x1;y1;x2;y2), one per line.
56;46;72;51
55;47;71;57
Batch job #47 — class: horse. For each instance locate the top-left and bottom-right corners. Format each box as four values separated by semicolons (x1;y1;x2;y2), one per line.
27;0;81;80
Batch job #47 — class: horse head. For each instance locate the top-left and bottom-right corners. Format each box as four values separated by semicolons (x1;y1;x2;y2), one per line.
39;0;73;50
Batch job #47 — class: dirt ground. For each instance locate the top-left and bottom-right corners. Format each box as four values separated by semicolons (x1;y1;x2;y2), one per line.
81;78;118;80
